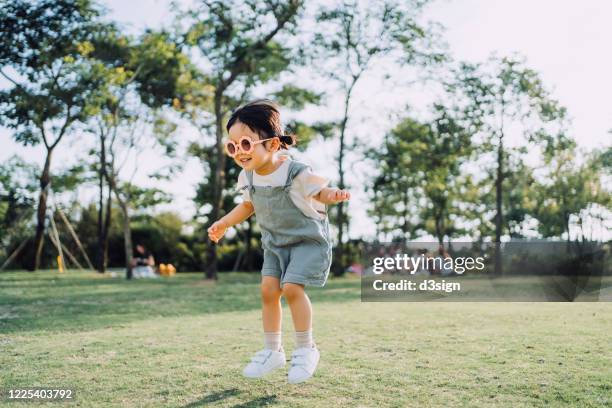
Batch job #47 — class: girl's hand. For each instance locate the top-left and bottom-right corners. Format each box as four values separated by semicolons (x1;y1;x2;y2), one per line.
207;219;229;243
332;189;351;203
317;188;351;204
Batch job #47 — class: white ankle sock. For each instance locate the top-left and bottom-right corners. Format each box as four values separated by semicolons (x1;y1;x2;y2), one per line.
264;331;282;351
295;330;313;348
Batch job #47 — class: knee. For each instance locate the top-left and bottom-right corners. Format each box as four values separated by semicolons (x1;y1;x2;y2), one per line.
281;283;304;302
261;282;282;303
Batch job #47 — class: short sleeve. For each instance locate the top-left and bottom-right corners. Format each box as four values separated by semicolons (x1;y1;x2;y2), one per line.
293;166;330;198
237;170;251;202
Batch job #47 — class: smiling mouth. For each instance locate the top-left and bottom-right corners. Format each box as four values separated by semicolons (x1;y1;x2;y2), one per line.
238;157;252;164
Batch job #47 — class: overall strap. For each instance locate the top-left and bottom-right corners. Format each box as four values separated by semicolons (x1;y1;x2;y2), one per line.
284;160;308;187
245;170;254;190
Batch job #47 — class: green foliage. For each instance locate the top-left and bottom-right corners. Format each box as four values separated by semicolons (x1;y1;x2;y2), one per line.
0;0;108;147
313;0;446;78
282;119;336;151
453;55;568;140
451;55;571;241
51;206;201;271
533;146;610;240
181;0;302;92
312;0;448;269
0;0;99;65
473;148;540;239
132;30;202;109
366;103;474;242
0;156;38;254
0;156;38;209
193;157;243;223
131;212;194;270
591;143;612;175
52;164;89;193
119;183;172;211
272;85;323;110
70;21;190;277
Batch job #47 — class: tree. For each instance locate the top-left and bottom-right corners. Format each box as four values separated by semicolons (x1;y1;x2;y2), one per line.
365;120;427;242
534;141;611;243
81;26;190;278
105;149;173;280
418;104;474;245
0;0;106;270
311;0;446;272
366;103;473;245
452;55;568;274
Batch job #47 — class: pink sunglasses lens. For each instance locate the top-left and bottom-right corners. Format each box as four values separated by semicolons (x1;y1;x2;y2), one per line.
226;142;236;155
240;139;252;152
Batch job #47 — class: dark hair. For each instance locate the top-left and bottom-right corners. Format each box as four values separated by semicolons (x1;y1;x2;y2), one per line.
225;99;296;149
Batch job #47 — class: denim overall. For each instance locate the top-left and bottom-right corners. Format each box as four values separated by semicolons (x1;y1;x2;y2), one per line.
246;160;332;287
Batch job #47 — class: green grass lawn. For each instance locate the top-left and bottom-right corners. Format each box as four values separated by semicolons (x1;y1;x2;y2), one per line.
1;270;611;407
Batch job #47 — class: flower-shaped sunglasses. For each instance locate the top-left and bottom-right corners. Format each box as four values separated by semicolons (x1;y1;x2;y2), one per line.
224;136;275;157
224;135;294;157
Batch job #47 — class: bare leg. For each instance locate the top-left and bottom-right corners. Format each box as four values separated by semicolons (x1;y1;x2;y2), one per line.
261;276;283;332
282;282;312;332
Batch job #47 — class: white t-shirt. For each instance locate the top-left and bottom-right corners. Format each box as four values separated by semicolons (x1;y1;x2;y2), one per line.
236;159;329;220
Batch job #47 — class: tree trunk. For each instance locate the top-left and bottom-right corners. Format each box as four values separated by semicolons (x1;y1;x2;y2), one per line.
564;212;571;254
31;147;54;271
205;91;226;280
374;189;382;242
118;200;133;280
101;183;112;272
435;215;444;246
5;190;18;229
401;188;409;240
335;83;355;276
106;168;132;279
96;135;106;273
494;132;504;276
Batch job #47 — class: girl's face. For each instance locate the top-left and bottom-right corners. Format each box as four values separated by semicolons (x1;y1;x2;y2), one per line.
227;121;280;171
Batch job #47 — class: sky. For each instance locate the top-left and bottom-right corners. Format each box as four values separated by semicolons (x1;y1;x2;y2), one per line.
1;0;610;240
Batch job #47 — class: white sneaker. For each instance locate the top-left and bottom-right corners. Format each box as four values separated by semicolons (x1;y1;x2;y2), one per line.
287;345;320;384
242;348;286;378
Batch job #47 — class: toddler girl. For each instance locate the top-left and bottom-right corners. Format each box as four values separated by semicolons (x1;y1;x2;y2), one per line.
207;99;350;384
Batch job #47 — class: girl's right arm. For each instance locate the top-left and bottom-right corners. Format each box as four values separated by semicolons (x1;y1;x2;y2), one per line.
207;201;255;243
